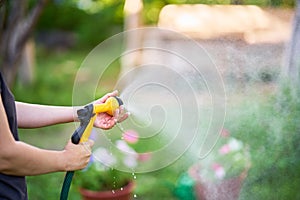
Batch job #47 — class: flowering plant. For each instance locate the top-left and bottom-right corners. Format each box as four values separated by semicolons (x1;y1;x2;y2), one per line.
197;129;251;182
74;130;141;192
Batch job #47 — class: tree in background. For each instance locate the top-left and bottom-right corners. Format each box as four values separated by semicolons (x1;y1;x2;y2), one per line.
0;0;48;88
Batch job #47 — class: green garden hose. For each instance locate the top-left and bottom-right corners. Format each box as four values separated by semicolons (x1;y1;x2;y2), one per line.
60;171;75;200
60;104;94;200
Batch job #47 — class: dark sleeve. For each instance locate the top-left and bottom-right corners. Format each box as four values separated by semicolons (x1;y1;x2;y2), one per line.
0;73;2;93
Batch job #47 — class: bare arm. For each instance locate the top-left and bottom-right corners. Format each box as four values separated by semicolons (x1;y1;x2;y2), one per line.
0;97;93;176
16;90;129;129
16;102;79;128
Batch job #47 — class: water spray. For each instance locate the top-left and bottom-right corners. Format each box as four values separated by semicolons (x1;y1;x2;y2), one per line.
71;27;226;179
60;96;123;200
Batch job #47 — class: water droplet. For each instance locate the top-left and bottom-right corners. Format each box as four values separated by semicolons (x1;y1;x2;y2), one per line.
134;194;137;198
112;190;115;194
131;172;137;179
120;187;123;191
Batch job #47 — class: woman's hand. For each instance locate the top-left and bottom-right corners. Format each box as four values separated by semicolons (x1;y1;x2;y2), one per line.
62;139;94;171
93;90;129;130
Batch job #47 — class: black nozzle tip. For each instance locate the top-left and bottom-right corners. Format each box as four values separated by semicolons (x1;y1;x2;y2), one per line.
114;96;123;106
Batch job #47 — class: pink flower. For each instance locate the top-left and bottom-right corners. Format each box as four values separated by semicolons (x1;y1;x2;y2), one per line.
122;130;139;144
212;163;226;180
220;129;230;138
212;163;222;171
138;152;152;162
219;144;231;155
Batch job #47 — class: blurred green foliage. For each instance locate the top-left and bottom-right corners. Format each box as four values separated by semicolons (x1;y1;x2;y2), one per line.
225;82;300;199
36;1;124;48
13;48;84;105
74;163;131;191
13;46;119;105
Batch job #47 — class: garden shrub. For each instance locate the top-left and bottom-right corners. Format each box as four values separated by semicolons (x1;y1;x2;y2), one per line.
227;82;300;199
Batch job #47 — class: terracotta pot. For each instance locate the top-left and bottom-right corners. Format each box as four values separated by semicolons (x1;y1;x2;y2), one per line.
189;165;248;200
79;181;135;200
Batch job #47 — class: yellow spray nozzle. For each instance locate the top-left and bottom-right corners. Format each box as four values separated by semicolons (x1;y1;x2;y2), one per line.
73;96;123;143
94;96;123;116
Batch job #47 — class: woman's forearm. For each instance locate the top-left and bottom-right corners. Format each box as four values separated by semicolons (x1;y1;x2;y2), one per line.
0;139;92;176
16;102;80;128
0;96;92;176
0;141;64;176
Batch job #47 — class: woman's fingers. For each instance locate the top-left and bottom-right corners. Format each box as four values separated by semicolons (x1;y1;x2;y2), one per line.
96;90;119;104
